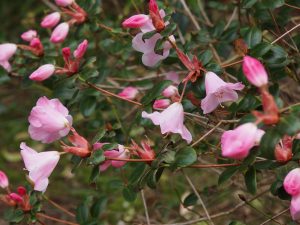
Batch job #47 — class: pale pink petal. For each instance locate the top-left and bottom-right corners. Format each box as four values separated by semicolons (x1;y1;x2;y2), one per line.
201;94;219;114
291;194;300;220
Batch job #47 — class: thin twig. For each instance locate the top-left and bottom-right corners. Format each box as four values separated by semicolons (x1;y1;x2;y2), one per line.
285;3;300;10
260;208;289;225
197;0;213;27
182;171;214;225
271;23;300;44
179;0;201;31
141;189;151;225
36;213;79;225
224;7;238;31
43;195;75;217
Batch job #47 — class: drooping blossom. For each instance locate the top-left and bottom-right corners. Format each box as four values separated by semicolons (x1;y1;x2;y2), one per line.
162;85;178;98
284;168;300;196
41;12;61;28
291;194;300;221
132;33;174;67
28;96;73;143
29;64;55;81
61;128;91;157
118;87;139;100
50;22;69;43
73;39;88;59
0;171;9;189
0;43;17;72
20;142;60;192
55;0;73;7
21;30;37;42
201;72;244;114
153;99;171;109
122;14;149;28
99;145;130;171
221;123;265;160
142;102;192;143
275;136;293;163
242;56;268;87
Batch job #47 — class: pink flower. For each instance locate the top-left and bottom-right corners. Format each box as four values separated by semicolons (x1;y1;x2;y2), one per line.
132;33;174;67
122;14;149;28
41;12;61;28
201;72;244;114
73;39;88;59
55;0;73;7
142;102;192;143
242;55;268;87
153;99;171;109
20;142;60;192
50;22;69;43
28;96;73;143
21;30;37;42
0;171;9;189
162;85;178;97
165;71;180;84
291;194;300;221
118;87;138;100
221;123;264;160
0;43;17;72
284;168;300;196
29;64;55;81
99;145;130;171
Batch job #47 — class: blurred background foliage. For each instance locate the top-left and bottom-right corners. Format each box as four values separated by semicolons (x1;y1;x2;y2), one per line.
1;0;300;224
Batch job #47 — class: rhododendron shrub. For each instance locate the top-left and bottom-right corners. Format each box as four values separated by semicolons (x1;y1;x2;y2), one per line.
1;0;300;224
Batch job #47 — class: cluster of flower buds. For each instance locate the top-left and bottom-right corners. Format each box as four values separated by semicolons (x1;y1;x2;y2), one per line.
242;56;279;125
41;0;87;43
122;0;174;67
29;39;88;81
0;171;31;212
19;30;44;56
284;168;300;220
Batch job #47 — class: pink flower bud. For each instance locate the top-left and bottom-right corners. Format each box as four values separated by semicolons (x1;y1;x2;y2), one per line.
50;22;69;43
291;194;300;221
41;12;61;28
242;56;268;87
74;39;88;59
118;87;138;100
284;168;300;196
29;64;55;81
55;0;73;7
153;99;170;109
21;30;37;42
122;14;149;28
221;123;265;160
149;0;159;14
28;96;73;143
0;43;17;72
17;186;27;196
162;85;178;97
0;171;9;189
9;193;23;203
29;38;44;56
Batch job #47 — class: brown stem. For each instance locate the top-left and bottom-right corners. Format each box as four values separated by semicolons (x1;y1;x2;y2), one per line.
271;23;300;44
221;59;243;68
179;81;188;102
43;195;75;217
285;3;300;10
36;213;78;225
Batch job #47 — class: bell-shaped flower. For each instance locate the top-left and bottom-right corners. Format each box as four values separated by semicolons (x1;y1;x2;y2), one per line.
122;14;149;28
153;99;171;109
221;123;264;160
132;33;174;67
20;142;60;192
99;145;130;171
242;56;268;87
0;43;17;72
142;102;192;143
0;171;9;189
118;87;139;100
201;72;244;114
41;12;61;28
21;30;37;42
55;0;73;7
284;168;300;196
50;22;69;43
28;96;73;143
29;64;55;81
291;194;300;221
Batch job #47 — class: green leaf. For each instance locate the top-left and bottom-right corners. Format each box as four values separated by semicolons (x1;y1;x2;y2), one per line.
88;150;105;165
218;166;239;185
241;0;257;8
90;197;107;218
259;0;284;9
141;80;172;105
101;143;119;151
89;165;100;183
4;209;24;223
251;42;272;57
76;203;90;224
240;27;262;48
123;186;137;202
259;129;281;159
198;50;213;66
160;23;177;38
244;166;257;194
173;147;197;168
142;30;157;40
276;114;300;136
91;129;106;144
80;96;97;117
129;163;146;183
183;193;198;207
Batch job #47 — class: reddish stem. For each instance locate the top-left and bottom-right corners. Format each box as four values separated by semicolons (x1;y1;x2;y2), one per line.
36;213;78;225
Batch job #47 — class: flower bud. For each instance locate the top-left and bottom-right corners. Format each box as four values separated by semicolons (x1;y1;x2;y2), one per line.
0;171;9;189
50;22;69;43
284;168;300;196
9;193;23;203
74;39;88;59
55;0;73;7
153;99;170;109
118;87;138;100
162;85;178;97
29;64;55;81
242;56;268;87
41;12;61;28
21;30;37;42
0;43;17;72
122;14;149;28
17;186;27;196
